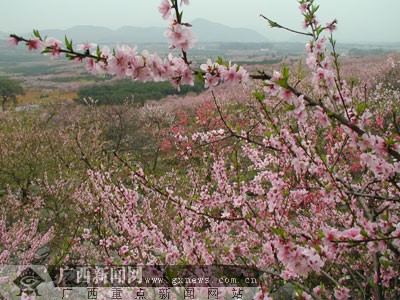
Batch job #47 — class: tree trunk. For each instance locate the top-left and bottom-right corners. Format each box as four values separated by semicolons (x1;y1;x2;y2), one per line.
373;252;384;300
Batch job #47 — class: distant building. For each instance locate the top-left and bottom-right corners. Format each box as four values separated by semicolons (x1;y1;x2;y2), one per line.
15;104;40;112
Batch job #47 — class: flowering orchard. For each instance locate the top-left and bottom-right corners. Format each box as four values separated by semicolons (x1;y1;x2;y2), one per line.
5;0;400;299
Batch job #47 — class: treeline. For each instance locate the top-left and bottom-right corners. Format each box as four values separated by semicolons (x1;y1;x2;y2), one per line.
348;47;389;57
76;79;204;105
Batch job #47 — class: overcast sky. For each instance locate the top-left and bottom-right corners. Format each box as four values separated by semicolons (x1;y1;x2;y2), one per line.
1;0;400;43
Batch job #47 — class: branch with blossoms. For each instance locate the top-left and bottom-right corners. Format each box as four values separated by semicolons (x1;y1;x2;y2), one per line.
10;32;194;90
160;0;193;65
9;0;197;90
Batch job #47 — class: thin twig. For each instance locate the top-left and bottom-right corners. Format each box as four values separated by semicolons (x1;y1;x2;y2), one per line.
260;14;313;37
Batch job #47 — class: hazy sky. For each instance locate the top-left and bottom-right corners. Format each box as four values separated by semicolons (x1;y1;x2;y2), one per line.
1;0;400;43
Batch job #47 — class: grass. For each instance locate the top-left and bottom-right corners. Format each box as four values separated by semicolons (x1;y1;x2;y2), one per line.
16;90;78;106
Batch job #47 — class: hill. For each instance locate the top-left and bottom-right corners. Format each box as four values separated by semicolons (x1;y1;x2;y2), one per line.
14;19;268;44
191;19;267;43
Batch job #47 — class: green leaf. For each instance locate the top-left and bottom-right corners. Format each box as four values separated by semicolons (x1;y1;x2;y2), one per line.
268;20;281;28
253;89;265;102
66;54;76;60
356;102;367;115
33;29;43;41
285;104;296;111
41;47;52;54
65;35;73;51
385;137;395;146
311;4;320;14
216;56;224;65
96;45;102;58
271;227;286;238
197;71;205;84
231;151;238;164
380;258;390;269
315;25;324;37
276;78;289;89
281;64;290;81
360;229;369;238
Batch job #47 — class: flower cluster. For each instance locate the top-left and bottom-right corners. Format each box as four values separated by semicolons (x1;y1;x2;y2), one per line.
164;20;196;52
159;0;196;52
9;0;199;90
0;194;54;265
9;35;62;57
85;45;193;89
200;59;249;88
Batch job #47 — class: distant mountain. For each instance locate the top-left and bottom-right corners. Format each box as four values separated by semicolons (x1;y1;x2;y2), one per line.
10;19;268;44
191;19;267;43
38;26;117;44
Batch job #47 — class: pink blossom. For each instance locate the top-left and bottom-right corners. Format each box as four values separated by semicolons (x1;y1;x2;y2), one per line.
120;245;129;255
201;59;222;88
76;42;97;51
299;3;309;13
323;227;339;243
180;66;194;86
26;38;43;51
306;53;318;69
235;66;249;83
312;286;322;296
85;58;96;74
8;36;20;46
334;286;351;300
221;64;238;84
270;70;282;83
360;153;394;179
315;107;330;127
290;95;307;121
358;134;373;151
204;73;220;89
158;0;171;20
341;228;362;240
263;83;279;96
302;20;309;30
314;37;326;53
326;19;338;32
105;237;114;247
279;88;294;101
82;228;91;239
375;115;384;129
200;59;218;73
359;109;372;129
107;44;134;78
45;37;62;57
164;23;196;52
